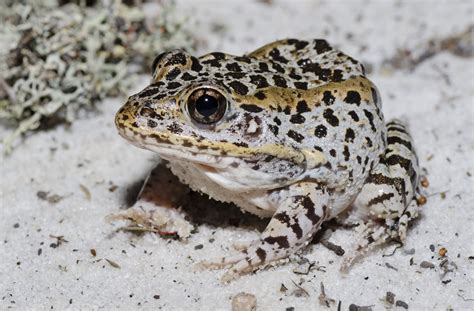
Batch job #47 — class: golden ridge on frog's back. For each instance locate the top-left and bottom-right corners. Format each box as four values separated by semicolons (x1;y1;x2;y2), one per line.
115;39;422;281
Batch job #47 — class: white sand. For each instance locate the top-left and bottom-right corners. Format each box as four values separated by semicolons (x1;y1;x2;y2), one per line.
1;0;473;310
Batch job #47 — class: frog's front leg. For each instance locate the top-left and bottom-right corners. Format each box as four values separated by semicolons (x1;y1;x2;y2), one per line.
342;119;423;270
113;161;194;239
201;182;330;282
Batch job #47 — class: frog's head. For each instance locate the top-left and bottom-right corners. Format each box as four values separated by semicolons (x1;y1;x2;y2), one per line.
115;50;319;188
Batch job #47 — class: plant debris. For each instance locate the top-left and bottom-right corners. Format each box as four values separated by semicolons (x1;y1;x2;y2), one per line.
383;25;473;71
0;0;196;152
79;184;91;201
319;282;336;308
49;235;68;248
291;280;310;298
105;258;121;269
37;190;64;204
320;239;345;256
385;262;398;271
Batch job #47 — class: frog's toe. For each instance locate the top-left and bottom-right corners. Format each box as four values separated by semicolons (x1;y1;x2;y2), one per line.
198;252;247;270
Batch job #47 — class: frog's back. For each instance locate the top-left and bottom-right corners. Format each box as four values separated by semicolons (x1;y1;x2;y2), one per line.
197;39;366;92
197;39;386;191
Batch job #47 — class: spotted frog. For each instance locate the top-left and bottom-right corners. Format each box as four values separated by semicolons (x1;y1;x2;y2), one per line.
115;39;423;281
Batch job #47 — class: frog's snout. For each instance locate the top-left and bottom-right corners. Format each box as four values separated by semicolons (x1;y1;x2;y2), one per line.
115;97;139;136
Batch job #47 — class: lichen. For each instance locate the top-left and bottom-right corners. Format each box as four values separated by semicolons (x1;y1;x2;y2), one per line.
0;0;196;153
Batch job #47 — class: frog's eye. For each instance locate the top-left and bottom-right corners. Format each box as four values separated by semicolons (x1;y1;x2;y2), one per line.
187;88;227;124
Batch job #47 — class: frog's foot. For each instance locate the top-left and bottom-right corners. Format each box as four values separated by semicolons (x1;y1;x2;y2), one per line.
200;183;330;282
113;201;193;239
340;220;393;272
110;162;193;239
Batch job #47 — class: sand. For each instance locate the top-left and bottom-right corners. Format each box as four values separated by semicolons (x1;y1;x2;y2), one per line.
1;0;473;310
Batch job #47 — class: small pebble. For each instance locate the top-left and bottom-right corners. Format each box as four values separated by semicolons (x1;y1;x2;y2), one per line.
386;291;395;304
396;300;409;309
420;261;435;269
232;292;256;311
439;247;447;257
293;257;312;275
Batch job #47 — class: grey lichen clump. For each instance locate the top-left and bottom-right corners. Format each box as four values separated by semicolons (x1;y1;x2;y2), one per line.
0;0;196;152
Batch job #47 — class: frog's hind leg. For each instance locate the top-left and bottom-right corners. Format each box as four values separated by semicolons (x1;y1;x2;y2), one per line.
200;183;330;282
342;119;422;271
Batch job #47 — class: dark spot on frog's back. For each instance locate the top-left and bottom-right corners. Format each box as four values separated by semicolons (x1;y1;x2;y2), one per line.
190;56;203;72
294;81;308;90
314;40;332;54
225;62;242;72
290;114;305;124
343;145;350;161
363;109;376;132
314;124;327;138
296;100;310;113
258;62;270;72
348;110;359;122
269;48;289;64
287;38;309;50
344;90;361;105
323;108;339;127
240;104;263;113
331;69;344;82
322;91;335;105
272;75;288;88
255;91;266;100
345;128;355;142
228;80;249;95
249;75;270;88
287;130;304;143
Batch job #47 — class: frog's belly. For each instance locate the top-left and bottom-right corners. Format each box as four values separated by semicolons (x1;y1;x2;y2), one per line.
166;160;280;218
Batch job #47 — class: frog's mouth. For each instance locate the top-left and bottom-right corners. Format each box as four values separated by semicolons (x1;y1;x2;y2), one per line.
116;121;313;190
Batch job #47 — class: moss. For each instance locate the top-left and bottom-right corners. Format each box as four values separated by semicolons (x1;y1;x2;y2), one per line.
0;0;196;153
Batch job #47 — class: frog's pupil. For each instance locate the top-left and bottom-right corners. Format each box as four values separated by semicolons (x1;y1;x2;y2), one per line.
196;95;218;117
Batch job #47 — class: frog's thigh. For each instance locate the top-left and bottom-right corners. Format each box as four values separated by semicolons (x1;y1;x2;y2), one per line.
203;182;330;281
119;161;193;239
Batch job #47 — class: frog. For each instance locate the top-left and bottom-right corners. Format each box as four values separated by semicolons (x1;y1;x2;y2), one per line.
115;39;424;282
